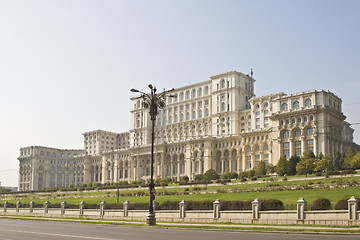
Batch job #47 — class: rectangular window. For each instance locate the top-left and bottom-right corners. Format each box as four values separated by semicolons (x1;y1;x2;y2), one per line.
256;125;260;129
256;118;260;123
256;111;260;116
295;148;302;156
264;110;269;115
307;139;314;145
283;149;290;159
283;142;290;148
295;141;301;146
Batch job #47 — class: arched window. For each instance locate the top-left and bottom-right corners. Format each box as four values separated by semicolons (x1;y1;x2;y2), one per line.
245;82;248;90
169;116;172;124
175;114;178;123
192;89;196;98
198;109;202;118
295;129;301;136
221;79;225;88
246;146;251;152
180;113;184;122
281;103;288;111
198;88;202;97
192;111;196;119
263;144;269;150
264;102;269;108
186;112;190;121
305;98;312;107
293;101;300;109
185;91;190;100
255;145;260;151
180;92;184;101
221;102;226;111
204;86;209;95
283;131;290;138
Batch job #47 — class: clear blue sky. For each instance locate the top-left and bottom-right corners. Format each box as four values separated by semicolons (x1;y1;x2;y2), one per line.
0;0;359;187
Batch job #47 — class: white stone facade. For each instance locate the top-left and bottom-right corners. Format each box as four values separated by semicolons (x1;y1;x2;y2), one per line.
18;70;359;191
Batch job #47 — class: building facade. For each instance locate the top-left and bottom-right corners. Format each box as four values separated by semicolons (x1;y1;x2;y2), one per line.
18;70;359;191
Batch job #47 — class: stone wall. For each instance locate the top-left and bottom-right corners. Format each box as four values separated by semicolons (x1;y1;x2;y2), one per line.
1;197;360;226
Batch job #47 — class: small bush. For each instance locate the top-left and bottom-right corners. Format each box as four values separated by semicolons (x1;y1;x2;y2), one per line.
251;177;257;181
326;171;340;176
315;172;322;176
262;199;284;210
311;198;332;210
335;199;348;210
240;178;247;182
341;169;356;175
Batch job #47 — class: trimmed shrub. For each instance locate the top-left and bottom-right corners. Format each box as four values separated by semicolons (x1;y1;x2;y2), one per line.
187;201;214;210
221;200;252;210
261;199;284;210
158;201;179;210
315;172;322;176
311;198;332;210
106;204;123;209
335;198;348;210
131;202;149;210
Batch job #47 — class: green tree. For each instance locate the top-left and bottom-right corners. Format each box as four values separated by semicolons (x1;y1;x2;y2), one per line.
276;157;287;176
296;158;316;176
302;149;315;160
333;152;344;170
266;163;275;174
314;154;333;172
351;153;360;169
255;161;266;176
343;147;355;169
287;156;300;175
203;169;219;181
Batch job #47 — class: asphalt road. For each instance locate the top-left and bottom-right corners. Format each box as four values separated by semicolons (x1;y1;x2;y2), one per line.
0;219;358;240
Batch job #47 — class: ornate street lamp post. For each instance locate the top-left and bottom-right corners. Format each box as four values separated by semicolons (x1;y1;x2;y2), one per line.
131;84;174;226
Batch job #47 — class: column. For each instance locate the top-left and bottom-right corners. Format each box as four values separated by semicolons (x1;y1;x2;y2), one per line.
251;152;255;169
101;156;106;184
301;136;306;155
179;200;187;219
289;138;294;157
313;135;318;156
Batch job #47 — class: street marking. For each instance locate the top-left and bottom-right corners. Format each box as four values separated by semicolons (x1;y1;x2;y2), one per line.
0;228;121;240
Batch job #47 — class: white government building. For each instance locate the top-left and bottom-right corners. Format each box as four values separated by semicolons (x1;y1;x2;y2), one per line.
18;70;359;191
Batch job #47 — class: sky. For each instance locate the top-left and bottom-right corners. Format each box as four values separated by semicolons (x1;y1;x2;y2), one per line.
0;0;359;187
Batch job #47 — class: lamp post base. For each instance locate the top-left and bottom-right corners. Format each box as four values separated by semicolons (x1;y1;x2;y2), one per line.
146;212;156;226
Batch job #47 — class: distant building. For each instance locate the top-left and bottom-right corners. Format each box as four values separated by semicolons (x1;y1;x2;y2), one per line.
18;70;359;191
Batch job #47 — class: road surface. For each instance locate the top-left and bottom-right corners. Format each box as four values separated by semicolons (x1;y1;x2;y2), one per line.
0;218;358;240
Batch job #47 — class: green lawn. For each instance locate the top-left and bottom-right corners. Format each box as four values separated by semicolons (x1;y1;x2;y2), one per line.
1;185;359;208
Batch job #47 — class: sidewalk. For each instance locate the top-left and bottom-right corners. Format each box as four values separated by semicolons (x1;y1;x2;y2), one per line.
1;215;360;233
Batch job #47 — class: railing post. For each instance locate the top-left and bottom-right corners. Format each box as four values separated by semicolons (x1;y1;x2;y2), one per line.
153;201;158;211
61;201;68;215
79;201;86;216
123;201;130;217
4;201;8;213
29;201;35;213
100;201;107;217
252;198;261;220
213;199;221;219
179;200;187;219
16;201;21;213
44;201;50;214
348;196;358;221
297;197;307;221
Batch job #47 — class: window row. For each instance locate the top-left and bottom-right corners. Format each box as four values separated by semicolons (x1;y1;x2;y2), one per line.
281;98;312;111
